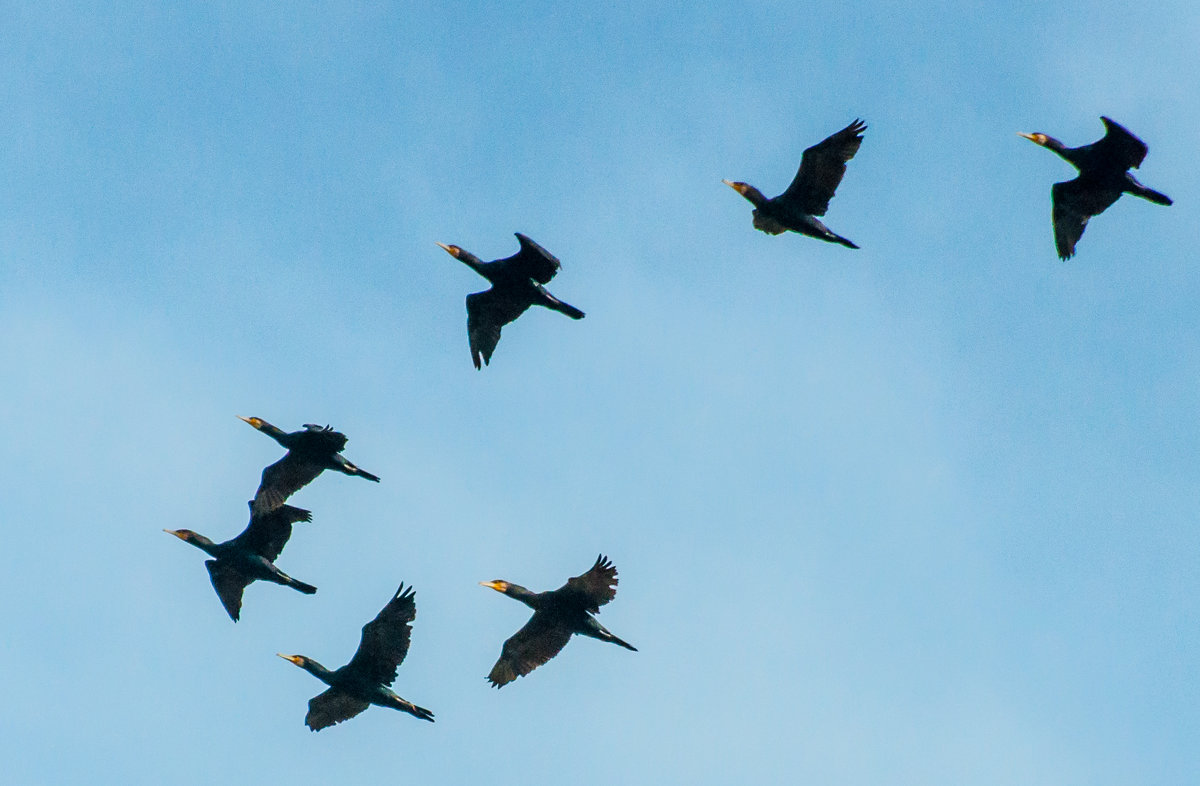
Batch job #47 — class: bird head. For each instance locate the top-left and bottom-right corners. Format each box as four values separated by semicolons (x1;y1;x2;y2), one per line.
479;580;511;594
722;179;751;196
277;653;309;668
436;242;463;259
723;179;769;208
237;415;266;430
164;529;201;544
1017;132;1050;147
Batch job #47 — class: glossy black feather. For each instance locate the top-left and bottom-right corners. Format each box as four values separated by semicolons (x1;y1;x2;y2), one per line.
442;234;584;369
484;555;635;688
1022;117;1172;259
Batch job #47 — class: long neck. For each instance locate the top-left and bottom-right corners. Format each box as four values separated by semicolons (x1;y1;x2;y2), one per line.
739;184;770;208
259;422;292;447
187;533;221;557
1043;137;1084;168
301;658;335;684
504;584;542;610
458;252;496;282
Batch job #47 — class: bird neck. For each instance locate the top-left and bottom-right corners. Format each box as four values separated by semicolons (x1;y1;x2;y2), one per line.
1042;137;1082;166
739;184;770;208
503;584;541;609
187;533;221;557
458;253;492;280
300;658;334;682
260;423;292;446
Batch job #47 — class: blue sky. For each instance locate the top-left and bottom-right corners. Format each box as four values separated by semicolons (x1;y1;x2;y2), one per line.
2;2;1198;783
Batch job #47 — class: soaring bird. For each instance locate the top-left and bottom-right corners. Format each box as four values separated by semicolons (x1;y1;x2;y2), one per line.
724;118;866;247
238;416;380;514
165;502;316;621
480;555;636;687
1019;116;1173;259
278;583;434;730
436;233;585;369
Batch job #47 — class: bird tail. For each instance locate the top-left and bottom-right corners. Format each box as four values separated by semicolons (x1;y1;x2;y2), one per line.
535;285;586;319
830;232;860;249
595;623;638;651
1136;187;1173;206
604;631;638;651
551;300;586;319
339;459;381;482
286;575;318;595
1126;175;1173;205
351;466;381;483
400;699;435;722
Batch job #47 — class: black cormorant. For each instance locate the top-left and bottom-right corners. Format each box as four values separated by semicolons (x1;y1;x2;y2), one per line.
437;233;585;369
480;555;636;687
724;119;866;247
165;502;316;621
278;583;434;730
238;416;380;514
1019;116;1173;259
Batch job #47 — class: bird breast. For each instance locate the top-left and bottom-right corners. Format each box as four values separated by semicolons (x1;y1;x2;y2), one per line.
751;210;789;235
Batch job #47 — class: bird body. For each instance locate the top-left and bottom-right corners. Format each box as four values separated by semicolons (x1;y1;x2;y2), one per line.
238;416;380;514
165;503;316;621
725;118;866;248
1020;116;1172;259
280;657;432;726
438;233;585;369
481;555;636;688
279;583;433;730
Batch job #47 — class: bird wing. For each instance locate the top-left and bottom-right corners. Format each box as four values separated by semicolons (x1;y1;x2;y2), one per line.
1051;178;1121;260
1097;117;1148;170
554;554;620;613
506;233;562;284
234;503;312;562
251;453;325;515
305;687;371;732
297;424;350;453
487;613;574;687
205;560;252;622
781;119;867;216
466;289;532;369
344;583;417;687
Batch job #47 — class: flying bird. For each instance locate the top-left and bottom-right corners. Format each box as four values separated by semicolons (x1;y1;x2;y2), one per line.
165;502;316;621
1019;116;1173;259
724;118;866;248
480;554;636;687
238;416;379;514
278;583;434;730
437;233;585;369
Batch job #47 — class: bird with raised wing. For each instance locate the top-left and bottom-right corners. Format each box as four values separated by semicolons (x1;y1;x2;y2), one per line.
1019;116;1172;260
481;555;636;688
724;118;866;247
165;502;316;621
238;416;379;514
437;233;585;369
278;583;434;730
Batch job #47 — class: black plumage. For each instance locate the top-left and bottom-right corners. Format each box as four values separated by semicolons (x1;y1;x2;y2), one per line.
165;503;316;621
238;416;380;514
1020;116;1173;259
724;119;866;247
437;233;585;369
278;583;434;730
480;555;636;687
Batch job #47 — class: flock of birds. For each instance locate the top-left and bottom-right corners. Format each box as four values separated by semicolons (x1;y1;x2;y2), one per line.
436;115;1171;369
166;417;636;730
165;113;1171;733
